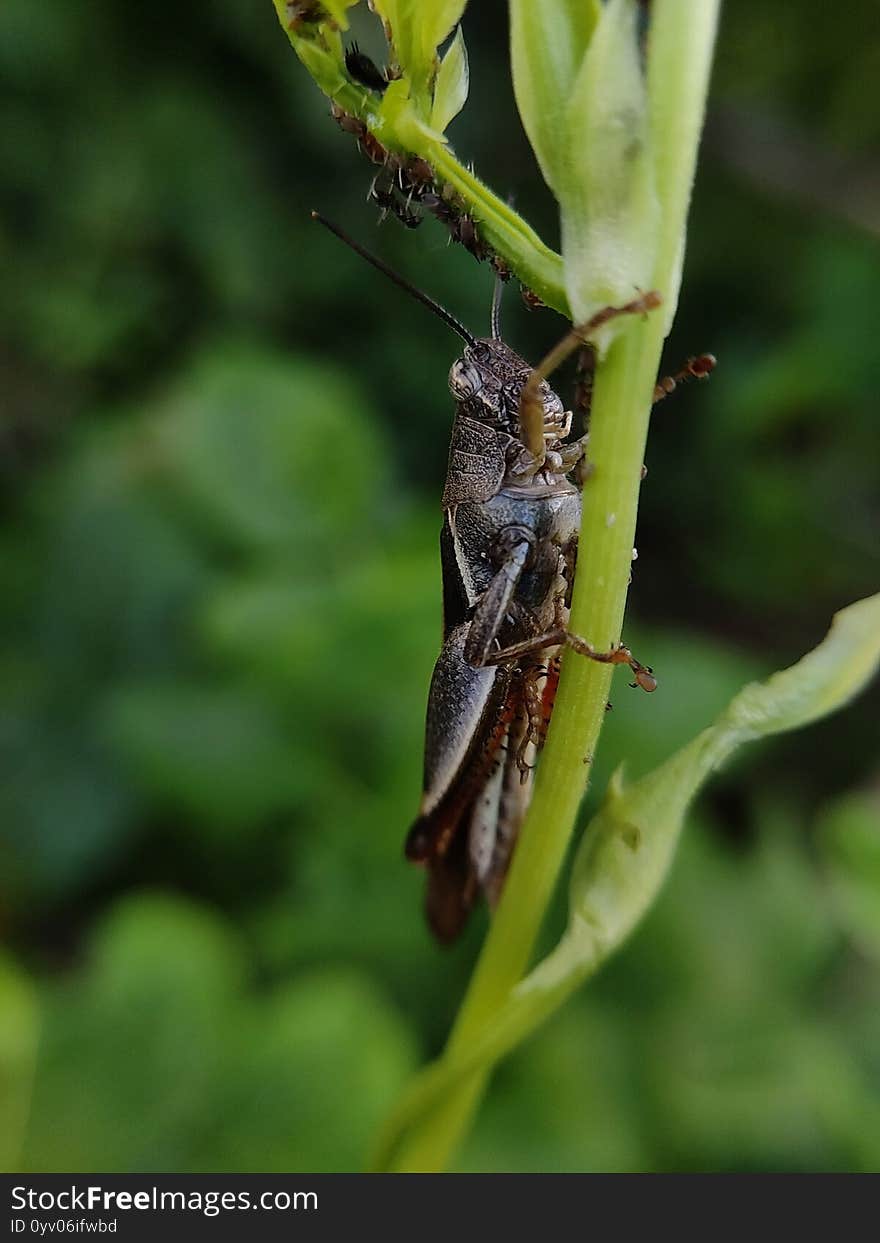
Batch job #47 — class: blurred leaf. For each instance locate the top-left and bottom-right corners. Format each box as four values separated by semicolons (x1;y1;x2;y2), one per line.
21;893;415;1172
430;25;468;134
0;718;137;901
646;1005;880;1171
102;682;301;828
22;894;243;1171
0;954;39;1172
816;789;880;961
210;969;417;1171
153;344;386;557
510;0;601;195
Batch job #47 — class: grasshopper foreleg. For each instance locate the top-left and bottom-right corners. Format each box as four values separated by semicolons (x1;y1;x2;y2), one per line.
518;290;663;470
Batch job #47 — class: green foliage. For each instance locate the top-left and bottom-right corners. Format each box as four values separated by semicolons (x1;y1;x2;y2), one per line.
1;0;879;1176
510;0;602;196
430;25;469;134
19;894;415;1171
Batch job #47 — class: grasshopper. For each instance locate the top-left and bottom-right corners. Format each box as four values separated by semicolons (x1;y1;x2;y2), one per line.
312;214;705;943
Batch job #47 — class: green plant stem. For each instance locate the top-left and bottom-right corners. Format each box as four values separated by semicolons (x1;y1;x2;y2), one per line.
425;143;568;314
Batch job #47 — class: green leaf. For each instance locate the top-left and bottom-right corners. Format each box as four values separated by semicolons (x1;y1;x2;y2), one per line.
103;681;302;829
510;0;601;195
20;895;416;1172
533;591;880;1002
371;593;880;1169
416;1;468;72
151;344;384;555
430;25;468;135
817;791;880;961
560;0;659;333
373;0;466;87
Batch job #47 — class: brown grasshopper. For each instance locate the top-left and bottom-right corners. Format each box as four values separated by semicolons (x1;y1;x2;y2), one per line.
312;213;712;943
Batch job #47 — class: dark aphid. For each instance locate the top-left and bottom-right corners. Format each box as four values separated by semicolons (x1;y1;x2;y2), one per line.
344;43;388;93
402;157;434;190
369;176;422;229
394;202;423;229
450;213;487;260
330;101;366;140
358;129;389;166
421;191;457;227
311;212;665;944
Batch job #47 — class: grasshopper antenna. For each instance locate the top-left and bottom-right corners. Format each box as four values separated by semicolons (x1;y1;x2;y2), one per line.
311;211;475;347
490;274;504;340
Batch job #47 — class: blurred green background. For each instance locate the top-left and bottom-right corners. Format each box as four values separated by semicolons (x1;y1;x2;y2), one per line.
2;0;879;1172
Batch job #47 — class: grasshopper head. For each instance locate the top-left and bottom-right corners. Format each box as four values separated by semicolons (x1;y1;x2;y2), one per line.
449;338;566;442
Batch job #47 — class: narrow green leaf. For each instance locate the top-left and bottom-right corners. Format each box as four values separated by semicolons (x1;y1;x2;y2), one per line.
560;0;659;334
373;0;466;85
369;1;411;70
419;1;469;66
371;594;880;1169
510;0;601;195
430;25;469;135
545;591;880;993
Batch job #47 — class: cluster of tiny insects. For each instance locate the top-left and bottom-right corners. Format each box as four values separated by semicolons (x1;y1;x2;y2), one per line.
334;43;517;284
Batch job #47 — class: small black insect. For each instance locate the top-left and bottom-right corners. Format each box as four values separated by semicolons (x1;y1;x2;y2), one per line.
344;43;388;93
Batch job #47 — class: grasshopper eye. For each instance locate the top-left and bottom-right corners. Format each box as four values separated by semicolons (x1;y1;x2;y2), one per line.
449;357;483;400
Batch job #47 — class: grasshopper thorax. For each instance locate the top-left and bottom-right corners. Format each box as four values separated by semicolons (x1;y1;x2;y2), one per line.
449;338;569;445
